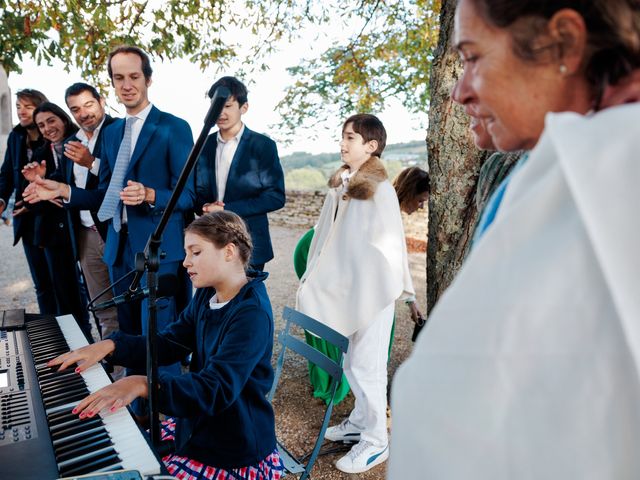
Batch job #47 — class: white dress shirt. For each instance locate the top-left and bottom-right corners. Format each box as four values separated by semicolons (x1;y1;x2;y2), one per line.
215;124;244;202
74;116;107;227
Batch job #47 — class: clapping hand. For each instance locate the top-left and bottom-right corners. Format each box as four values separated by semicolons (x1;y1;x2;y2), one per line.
23;176;69;204
64;141;94;169
21;160;47;183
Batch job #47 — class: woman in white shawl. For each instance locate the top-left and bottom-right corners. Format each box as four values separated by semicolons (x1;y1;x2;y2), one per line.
389;1;640;479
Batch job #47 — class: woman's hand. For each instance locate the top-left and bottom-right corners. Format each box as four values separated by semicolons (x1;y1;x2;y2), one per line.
12;200;28;217
21;160;47;183
73;376;148;418
408;301;425;327
47;339;116;373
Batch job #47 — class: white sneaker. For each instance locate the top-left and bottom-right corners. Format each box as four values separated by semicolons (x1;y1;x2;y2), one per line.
335;440;389;473
324;418;362;442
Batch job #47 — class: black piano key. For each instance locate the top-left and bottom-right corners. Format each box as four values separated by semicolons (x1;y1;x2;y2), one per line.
45;391;88;410
41;385;86;401
52;424;105;447
38;369;78;382
54;430;111;457
29;331;65;342
44;384;89;408
50;417;103;441
41;377;86;394
40;372;85;386
56;436;113;463
58;444;115;469
58;450;121;477
50;415;85;431
31;344;69;357
47;409;77;425
30;337;67;348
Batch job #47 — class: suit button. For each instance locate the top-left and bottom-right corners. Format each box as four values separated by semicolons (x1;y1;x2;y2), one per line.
59;223;64;228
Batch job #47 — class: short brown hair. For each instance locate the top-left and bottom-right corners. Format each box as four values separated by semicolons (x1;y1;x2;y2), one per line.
185;211;253;268
342;113;387;157
16;89;47;107
393;167;430;210
107;45;153;83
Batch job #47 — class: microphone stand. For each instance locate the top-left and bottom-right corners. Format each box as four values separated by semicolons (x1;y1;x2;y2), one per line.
126;87;230;447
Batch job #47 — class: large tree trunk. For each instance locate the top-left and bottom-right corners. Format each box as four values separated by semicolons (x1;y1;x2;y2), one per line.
426;0;489;314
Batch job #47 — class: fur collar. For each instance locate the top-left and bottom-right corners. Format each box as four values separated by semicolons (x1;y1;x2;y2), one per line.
328;156;388;200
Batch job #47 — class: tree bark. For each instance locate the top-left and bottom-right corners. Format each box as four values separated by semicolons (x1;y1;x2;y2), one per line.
426;0;489;314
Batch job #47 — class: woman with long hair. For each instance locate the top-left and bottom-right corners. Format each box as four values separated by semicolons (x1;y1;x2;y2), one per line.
24;102;91;338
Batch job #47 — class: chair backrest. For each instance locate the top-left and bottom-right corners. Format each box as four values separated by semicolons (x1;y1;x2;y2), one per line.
269;306;349;479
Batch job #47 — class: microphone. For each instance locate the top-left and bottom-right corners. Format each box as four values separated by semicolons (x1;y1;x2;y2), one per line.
91;274;178;312
204;86;230;130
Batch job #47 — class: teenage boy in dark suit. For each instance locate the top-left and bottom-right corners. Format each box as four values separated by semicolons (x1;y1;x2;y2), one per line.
195;76;285;271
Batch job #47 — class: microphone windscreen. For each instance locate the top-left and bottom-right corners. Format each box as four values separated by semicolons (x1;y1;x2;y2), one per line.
157;274;179;298
207;84;231;100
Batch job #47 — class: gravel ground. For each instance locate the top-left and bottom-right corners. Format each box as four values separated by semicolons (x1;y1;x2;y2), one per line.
0;222;426;479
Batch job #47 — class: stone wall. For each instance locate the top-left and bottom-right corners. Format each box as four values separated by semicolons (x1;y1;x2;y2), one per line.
0;67;11;162
270;189;428;252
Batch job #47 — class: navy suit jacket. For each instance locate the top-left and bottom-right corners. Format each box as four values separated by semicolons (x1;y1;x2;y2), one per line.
195;127;285;264
0;126;44;246
70;106;195;266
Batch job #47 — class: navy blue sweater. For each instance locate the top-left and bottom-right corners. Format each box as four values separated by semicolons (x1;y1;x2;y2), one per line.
109;271;276;468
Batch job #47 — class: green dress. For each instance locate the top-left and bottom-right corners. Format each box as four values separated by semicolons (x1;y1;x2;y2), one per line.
294;228;395;405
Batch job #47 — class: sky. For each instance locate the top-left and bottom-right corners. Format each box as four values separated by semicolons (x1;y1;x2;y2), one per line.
6;21;428;156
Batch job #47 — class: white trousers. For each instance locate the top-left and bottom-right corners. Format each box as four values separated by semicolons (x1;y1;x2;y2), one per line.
344;302;394;447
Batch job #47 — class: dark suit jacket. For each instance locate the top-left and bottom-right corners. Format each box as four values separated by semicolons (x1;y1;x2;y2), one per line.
31;142;77;250
69;105;195;266
195;127;285;264
59;115;117;242
0;125;44;246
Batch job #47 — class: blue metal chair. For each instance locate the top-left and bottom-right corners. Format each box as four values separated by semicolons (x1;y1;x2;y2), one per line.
268;306;349;479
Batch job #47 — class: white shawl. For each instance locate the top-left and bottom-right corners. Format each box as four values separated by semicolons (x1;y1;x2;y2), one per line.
388;103;640;479
296;180;414;337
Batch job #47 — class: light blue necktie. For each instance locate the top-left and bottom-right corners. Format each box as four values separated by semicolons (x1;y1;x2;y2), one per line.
98;116;135;232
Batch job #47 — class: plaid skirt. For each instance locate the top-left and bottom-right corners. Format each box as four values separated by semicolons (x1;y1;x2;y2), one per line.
160;418;284;480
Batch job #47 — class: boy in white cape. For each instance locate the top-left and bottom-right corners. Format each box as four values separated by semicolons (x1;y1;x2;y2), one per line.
296;114;414;474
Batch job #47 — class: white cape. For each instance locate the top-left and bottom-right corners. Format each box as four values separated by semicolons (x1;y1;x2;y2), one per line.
296;180;414;337
389;103;640;479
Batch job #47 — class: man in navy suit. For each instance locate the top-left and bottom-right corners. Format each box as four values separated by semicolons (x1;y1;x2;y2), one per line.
23;83;119;342
90;47;194;409
195;76;285;271
63;47;194;350
99;46;195;340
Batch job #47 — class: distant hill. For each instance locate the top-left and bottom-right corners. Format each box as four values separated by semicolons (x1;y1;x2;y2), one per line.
281;140;428;191
281;140;427;172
